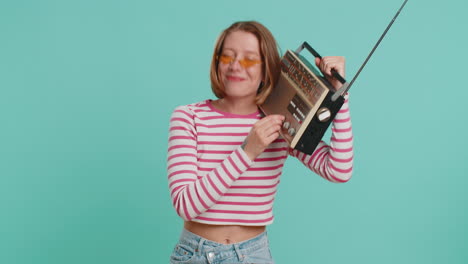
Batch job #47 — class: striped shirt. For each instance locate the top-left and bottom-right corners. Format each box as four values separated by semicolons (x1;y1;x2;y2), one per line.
167;99;353;225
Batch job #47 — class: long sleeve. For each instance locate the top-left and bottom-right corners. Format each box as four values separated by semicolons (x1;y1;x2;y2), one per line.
167;106;254;221
289;97;353;183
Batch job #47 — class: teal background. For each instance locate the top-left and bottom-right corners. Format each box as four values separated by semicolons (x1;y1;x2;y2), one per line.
1;0;467;263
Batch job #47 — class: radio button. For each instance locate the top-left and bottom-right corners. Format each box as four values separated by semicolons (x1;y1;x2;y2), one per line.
283;121;290;130
288;128;296;136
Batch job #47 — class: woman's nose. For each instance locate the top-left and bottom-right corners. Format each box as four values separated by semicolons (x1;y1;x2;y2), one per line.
228;59;242;71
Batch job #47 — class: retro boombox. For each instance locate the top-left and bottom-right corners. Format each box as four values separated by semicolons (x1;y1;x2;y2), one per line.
260;42;348;155
260;0;408;154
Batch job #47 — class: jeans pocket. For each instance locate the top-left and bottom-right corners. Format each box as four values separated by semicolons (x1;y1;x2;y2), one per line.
170;243;196;263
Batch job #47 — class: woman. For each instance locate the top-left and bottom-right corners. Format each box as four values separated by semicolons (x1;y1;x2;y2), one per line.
167;21;353;263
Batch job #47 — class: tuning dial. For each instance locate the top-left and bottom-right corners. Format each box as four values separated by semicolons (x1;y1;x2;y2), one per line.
283;121;290;130
288;127;296;136
317;107;331;122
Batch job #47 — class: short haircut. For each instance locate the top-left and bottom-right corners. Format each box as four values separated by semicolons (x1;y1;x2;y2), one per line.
210;21;281;105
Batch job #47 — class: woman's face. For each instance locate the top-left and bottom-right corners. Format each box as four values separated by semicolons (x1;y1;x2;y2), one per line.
218;30;263;101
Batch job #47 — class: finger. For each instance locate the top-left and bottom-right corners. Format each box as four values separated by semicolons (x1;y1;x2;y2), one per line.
322;58;336;76
257;115;284;127
264;132;280;145
315;57;321;68
263;124;282;137
253;121;280;139
271;115;285;123
331;62;345;78
323;57;345;77
264;114;285;121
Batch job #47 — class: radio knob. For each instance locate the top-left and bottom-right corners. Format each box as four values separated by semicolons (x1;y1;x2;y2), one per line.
283;121;290;130
317;107;331;122
288;127;296;136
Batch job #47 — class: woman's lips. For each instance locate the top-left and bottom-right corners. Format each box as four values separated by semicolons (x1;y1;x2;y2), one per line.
226;76;245;81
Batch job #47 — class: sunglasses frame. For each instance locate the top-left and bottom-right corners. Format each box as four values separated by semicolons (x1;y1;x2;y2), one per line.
217;54;262;69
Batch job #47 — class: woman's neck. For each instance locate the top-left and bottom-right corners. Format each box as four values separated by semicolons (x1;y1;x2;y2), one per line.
212;97;258;115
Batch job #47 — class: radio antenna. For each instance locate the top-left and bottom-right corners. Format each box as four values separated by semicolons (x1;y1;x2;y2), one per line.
332;0;408;101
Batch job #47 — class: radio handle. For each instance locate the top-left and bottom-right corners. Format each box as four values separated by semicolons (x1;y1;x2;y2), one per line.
295;42;348;101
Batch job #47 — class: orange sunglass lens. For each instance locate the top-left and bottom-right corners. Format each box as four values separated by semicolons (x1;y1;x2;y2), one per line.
239;60;258;68
218;55;261;68
219;55;234;64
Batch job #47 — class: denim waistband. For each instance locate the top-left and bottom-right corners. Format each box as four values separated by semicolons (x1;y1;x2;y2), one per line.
178;228;270;261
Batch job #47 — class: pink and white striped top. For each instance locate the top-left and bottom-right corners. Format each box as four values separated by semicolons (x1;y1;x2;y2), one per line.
167;99;353;226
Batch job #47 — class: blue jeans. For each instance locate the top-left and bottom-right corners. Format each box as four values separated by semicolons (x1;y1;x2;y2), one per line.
170;229;274;264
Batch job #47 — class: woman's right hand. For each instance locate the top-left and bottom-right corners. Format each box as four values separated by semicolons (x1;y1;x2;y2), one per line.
242;114;285;160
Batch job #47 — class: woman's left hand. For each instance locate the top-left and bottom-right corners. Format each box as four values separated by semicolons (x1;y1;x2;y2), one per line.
315;56;345;91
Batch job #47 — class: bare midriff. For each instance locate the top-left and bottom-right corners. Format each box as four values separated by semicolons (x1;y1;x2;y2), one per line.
184;221;266;245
